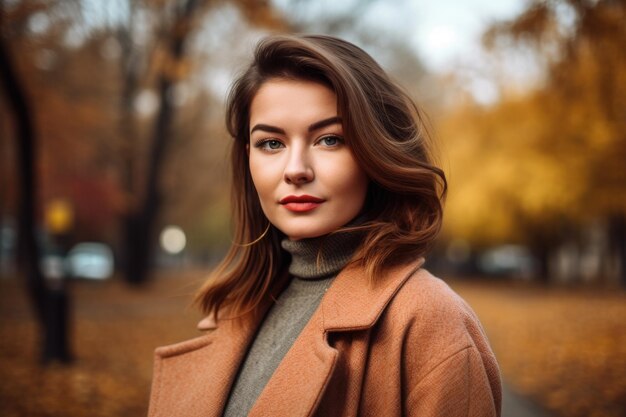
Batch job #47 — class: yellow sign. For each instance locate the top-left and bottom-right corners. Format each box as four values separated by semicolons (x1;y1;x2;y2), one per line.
46;199;73;234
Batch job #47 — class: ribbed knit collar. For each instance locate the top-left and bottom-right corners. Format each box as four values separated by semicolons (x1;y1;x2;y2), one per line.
281;219;366;280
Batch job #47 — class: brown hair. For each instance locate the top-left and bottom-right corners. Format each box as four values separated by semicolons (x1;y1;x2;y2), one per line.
195;34;446;318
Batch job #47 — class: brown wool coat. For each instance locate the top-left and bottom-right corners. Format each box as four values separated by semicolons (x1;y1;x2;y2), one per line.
148;259;502;417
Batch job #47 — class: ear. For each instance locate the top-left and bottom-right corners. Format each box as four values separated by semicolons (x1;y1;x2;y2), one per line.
246;143;250;156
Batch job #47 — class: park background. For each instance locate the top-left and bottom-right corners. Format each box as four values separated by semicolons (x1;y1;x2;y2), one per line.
1;0;625;416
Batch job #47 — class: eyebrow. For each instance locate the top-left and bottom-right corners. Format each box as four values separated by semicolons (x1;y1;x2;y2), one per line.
250;116;342;135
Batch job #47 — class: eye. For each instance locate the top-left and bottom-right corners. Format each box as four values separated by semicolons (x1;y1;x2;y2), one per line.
266;140;283;149
254;139;285;151
317;135;344;147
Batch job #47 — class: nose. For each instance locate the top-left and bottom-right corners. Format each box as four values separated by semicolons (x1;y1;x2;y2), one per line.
284;146;314;185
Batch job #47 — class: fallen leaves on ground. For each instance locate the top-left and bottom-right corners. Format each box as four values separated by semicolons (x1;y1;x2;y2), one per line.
0;271;204;417
1;272;625;417
451;279;626;417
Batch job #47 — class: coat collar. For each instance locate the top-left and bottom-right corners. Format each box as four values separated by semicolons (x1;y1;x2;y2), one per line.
155;258;424;417
246;257;424;417
320;257;425;331
202;257;425;334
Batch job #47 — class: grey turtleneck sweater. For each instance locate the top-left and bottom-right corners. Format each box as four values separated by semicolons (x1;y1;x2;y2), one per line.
222;229;364;417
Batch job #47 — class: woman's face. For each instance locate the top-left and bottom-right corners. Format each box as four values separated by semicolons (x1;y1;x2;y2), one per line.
248;79;369;241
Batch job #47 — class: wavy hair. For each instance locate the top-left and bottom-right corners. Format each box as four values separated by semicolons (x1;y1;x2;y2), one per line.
195;34;446;318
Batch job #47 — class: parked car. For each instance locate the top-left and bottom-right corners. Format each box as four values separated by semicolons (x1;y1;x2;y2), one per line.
479;244;535;278
41;251;66;279
66;242;114;280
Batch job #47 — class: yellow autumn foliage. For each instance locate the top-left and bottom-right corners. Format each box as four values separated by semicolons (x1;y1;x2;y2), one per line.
440;0;626;247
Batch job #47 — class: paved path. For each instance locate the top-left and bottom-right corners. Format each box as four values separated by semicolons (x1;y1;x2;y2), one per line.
502;383;552;417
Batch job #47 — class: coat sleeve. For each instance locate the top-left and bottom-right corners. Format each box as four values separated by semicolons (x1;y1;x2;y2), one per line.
404;344;500;417
397;273;502;417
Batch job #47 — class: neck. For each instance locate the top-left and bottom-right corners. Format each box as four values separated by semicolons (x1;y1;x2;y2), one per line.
281;219;366;280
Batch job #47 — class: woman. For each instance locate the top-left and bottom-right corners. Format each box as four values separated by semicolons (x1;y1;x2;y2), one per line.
148;34;501;417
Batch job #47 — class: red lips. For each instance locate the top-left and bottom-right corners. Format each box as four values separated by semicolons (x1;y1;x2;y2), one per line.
279;195;325;212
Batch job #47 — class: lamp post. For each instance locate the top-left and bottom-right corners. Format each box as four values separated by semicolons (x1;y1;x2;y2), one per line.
160;225;186;268
42;198;74;363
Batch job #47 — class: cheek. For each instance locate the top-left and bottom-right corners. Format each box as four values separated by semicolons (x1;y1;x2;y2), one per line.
249;155;278;204
346;169;369;206
325;154;369;204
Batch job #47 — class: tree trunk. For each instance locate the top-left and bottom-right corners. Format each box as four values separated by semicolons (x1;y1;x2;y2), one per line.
123;0;203;284
0;29;72;363
608;213;626;287
530;238;553;284
116;17;142;278
123;52;177;285
535;247;550;283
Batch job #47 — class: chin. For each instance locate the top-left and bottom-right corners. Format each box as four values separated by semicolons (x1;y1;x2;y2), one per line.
279;222;343;241
283;230;326;241
276;223;321;240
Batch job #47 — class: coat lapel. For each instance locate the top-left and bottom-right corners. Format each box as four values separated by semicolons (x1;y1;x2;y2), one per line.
322;258;425;331
202;314;262;416
248;299;338;417
183;271;292;416
152;270;293;417
151;260;424;417
248;258;425;417
151;305;265;417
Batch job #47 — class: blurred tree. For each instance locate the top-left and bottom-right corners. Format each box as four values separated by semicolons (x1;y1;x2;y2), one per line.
2;0;124;243
0;0;45;324
441;94;584;280
443;0;626;283
118;0;211;284
0;0;72;362
116;0;288;284
488;0;626;284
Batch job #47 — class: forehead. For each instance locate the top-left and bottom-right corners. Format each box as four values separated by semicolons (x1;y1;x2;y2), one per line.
249;79;338;126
